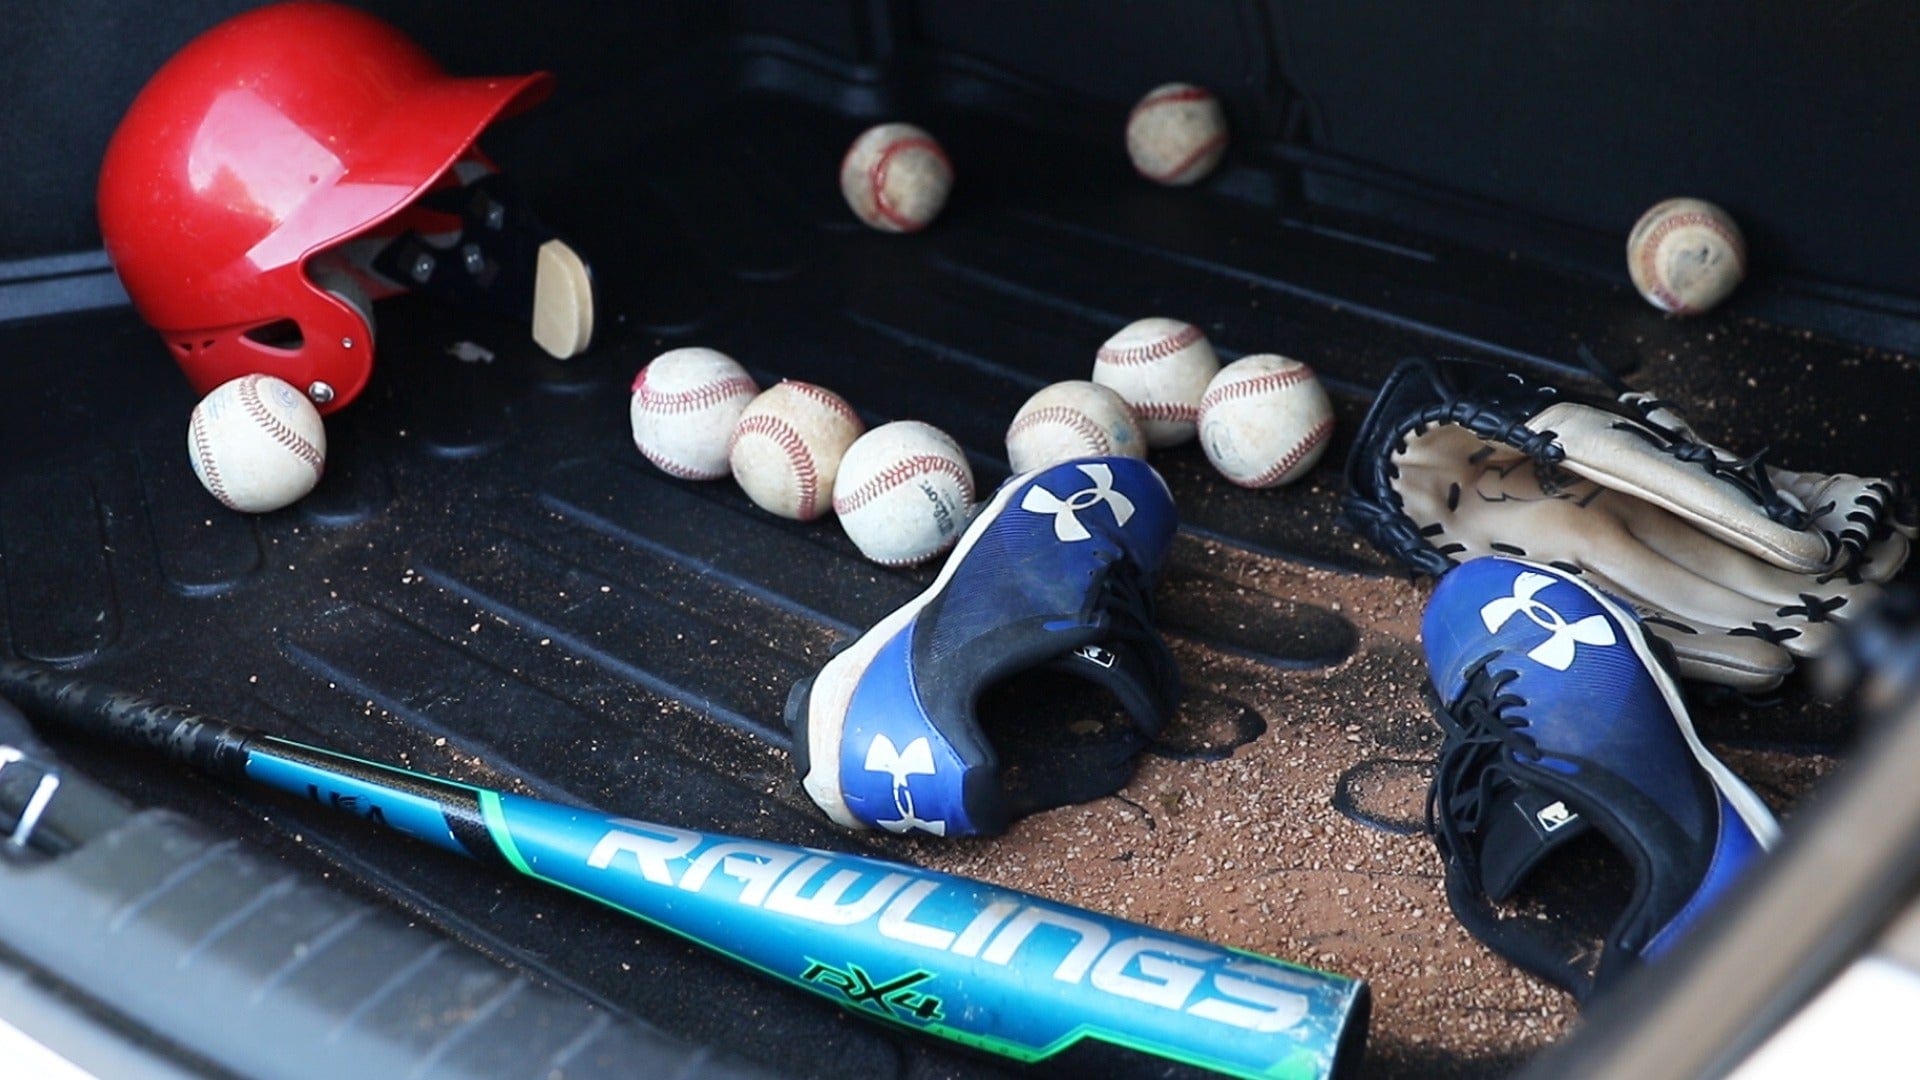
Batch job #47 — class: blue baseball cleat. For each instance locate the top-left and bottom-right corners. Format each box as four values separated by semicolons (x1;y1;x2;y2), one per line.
1422;556;1780;998
786;457;1181;837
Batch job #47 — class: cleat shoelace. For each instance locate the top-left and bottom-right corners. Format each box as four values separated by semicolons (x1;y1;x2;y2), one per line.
1096;555;1182;713
1426;659;1533;873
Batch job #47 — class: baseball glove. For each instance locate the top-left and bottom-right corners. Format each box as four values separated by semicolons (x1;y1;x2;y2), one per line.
1345;357;1916;692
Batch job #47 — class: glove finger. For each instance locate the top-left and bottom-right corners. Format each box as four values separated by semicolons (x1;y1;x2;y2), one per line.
1771;618;1841;659
1539;401;1833;573
1641;618;1792;694
1578;505;1801;622
1857;529;1911;584
1628;572;1843;662
1579;566;1793;692
1580;540;1838;660
1584;528;1841;674
1612;497;1883;641
1422;484;1797;645
1770;467;1907;568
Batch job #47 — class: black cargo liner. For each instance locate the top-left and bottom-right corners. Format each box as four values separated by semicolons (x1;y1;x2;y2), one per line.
4;7;1918;1078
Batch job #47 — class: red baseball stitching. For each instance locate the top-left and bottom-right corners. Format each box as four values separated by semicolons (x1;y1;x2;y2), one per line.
638;442;723;481
1198;363;1317;414
1128;85;1215;124
638;374;758;415
1636;209;1746;314
1244;416;1334;488
1147;132;1227;184
869;136;950;233
237;376;323;480
782;381;862;427
1007;406;1113;455
190;409;233;509
1096;324;1204;366
833;454;973;516
1131;401;1199;423
732;413;819;519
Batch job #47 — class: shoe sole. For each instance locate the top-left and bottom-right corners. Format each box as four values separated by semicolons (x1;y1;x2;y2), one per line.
795;469;1037;829
1523;559;1783;848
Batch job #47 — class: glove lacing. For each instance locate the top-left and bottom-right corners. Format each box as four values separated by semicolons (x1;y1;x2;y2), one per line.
1610;403;1810;533
1577;346;1812;532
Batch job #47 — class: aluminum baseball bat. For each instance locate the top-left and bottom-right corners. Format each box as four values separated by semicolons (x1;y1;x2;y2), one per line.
0;661;1368;1079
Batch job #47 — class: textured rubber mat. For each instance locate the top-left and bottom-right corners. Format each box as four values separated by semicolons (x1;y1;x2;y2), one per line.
1;37;1914;1079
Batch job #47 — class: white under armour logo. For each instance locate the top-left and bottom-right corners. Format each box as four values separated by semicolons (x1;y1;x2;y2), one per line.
864;735;947;836
1018;463;1136;542
1479;571;1617;671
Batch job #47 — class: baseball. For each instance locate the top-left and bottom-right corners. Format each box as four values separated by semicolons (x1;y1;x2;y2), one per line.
729;380;866;521
1125;82;1229;186
1091;317;1221;447
186;374;327;513
630;348;760;480
1198;354;1335;489
1005;380;1147;474
839;122;953;233
1626;197;1747;315
832;421;976;567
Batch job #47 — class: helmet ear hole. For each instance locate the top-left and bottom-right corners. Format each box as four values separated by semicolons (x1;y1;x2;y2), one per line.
308;263;376;348
242;319;305;351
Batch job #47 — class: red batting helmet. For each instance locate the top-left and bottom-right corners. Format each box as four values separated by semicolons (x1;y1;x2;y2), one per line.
97;1;552;413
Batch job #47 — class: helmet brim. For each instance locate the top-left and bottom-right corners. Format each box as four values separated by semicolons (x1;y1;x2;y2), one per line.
245;71;555;271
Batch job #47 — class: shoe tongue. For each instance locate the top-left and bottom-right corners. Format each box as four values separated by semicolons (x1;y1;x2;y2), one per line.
1475;778;1593;902
1040;636;1178;738
980;633;1180;825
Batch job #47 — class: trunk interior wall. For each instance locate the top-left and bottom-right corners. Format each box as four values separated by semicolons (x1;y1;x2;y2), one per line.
13;1;1920;308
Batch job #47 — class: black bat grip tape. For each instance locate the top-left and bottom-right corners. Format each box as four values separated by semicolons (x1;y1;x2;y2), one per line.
0;662;255;782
